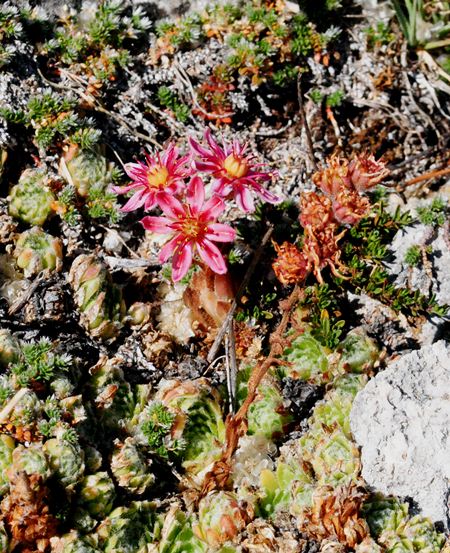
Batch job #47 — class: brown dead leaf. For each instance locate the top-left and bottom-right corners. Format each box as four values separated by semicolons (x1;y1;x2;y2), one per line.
298;484;369;549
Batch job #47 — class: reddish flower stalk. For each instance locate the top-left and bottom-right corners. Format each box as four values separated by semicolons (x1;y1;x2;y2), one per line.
113;143;192;212
141;177;236;282
189;129;281;213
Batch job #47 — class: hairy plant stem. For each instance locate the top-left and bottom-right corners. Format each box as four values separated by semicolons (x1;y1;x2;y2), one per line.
201;284;302;496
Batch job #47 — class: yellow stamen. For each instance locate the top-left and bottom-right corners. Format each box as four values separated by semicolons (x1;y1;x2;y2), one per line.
223;154;248;179
148;165;169;188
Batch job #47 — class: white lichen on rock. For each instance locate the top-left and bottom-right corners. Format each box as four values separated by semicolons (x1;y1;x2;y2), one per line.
350;341;450;528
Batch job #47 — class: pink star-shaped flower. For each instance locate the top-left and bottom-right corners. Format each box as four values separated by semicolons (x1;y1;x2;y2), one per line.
141;176;236;282
113;143;192;212
189;129;281;213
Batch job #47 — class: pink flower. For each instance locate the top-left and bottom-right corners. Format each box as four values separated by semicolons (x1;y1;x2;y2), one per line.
113;143;192;212
189;129;281;213
141;176;236;282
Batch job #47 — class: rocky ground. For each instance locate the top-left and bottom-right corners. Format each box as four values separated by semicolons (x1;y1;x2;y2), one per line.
0;0;449;552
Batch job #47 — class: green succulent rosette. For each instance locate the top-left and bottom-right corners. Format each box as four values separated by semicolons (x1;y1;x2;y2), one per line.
12;443;51;480
0;434;15;495
236;369;293;440
195;491;252;548
111;437;155;495
44;436;85;488
0;329;21;367
304;428;361;487
50;531;101;553
60;144;117;198
281;333;331;384
157;506;208;553
77;471;116;518
363;495;445;553
69;254;126;340
96;501;161;553
258;458;314;519
138;378;226;478
88;359;135;433
8;168;55;226
13;226;63;278
337;329;379;374
6;389;42;427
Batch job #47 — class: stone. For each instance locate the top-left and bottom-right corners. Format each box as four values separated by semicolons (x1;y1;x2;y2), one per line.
350;341;450;528
386;222;450;307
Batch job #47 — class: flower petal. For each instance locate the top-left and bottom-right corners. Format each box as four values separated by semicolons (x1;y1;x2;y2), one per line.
188;136;214;160
205;223;236;243
252;183;282;204
172;241;193;282
112;183;141;195
140;216;174;234
159;234;183;263
193;160;220;173
187;176;205;215
120;189;148;212
235;187;255;213
200;195;226;221
205;128;225;159
157;192;186;220
197;238;227;274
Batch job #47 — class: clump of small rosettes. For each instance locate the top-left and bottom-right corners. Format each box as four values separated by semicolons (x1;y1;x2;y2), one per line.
273;154;388;285
113;129;281;281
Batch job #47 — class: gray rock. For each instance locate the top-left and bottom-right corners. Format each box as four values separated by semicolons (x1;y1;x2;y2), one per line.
350;341;450;528
386;222;450;306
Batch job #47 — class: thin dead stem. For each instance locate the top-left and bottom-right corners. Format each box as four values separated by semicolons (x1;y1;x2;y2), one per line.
207;225;274;364
201;284;302;496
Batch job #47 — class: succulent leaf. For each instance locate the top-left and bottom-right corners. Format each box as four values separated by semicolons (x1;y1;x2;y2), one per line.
282;333;330;384
14;227;63;277
77;471;116;518
69;255;126;340
8;168;55;226
44;437;85;488
111;437;155;495
96;501;161;553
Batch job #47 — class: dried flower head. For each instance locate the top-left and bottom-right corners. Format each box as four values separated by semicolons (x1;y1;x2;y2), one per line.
298;484;369;548
299;192;334;231
189;129;281;212
348;154;389;192
272;241;310;285
331;188;371;226
114;143;191;212
312;156;351;198
141;176;235;282
303;226;347;283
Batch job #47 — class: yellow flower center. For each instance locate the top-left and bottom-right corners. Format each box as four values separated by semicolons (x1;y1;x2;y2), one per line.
223;154;248;179
148;165;169;189
181;217;204;239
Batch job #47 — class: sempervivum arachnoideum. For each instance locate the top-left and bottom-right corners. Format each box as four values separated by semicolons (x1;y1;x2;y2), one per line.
68;254;126;341
0;329;21;367
236;368;293;441
8;168;55;226
59;144;117;198
76;471;116;519
110;437;155;495
13;226;63;278
194;491;253;547
150;378;225;474
96;500;161;553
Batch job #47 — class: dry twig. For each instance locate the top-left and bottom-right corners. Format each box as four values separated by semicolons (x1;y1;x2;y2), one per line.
201;284;302;495
207;226;274;364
